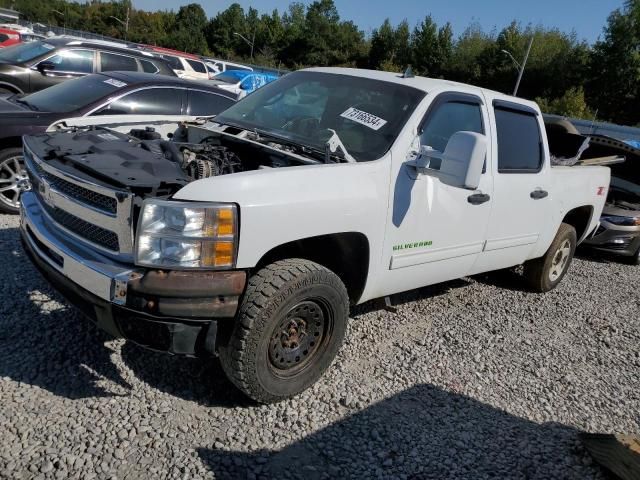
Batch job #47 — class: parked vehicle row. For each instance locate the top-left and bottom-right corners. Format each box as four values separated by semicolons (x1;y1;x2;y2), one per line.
0;35;268;97
0;37;176;94
17;67;613;404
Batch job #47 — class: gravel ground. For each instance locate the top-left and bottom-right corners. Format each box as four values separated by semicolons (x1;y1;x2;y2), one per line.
1;212;638;480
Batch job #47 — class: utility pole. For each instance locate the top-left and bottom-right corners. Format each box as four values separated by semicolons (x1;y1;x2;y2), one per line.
110;7;130;41
513;36;534;97
234;31;255;61
501;36;534;97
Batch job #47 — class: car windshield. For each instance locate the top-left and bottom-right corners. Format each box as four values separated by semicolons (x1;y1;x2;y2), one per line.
0;40;56;63
215;71;426;162
21;74;123;113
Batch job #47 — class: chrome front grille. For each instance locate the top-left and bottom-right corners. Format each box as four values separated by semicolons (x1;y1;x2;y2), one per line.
39;201;120;251
31;160;117;214
23;144;134;257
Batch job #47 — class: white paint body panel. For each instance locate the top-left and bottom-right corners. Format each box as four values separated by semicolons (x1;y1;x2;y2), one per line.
106;68;610;303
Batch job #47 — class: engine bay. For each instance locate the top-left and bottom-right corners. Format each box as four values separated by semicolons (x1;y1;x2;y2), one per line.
25;124;320;198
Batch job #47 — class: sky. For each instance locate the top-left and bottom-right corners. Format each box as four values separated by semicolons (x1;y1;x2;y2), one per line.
130;0;624;43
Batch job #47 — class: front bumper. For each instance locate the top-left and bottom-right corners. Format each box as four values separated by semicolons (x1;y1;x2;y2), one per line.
20;192;246;356
583;219;640;257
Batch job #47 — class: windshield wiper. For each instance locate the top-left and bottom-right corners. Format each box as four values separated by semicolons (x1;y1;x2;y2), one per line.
324;129;356;163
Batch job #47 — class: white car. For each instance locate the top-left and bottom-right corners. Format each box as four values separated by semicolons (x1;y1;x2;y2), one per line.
20;68;610;404
204;58;253;75
159;54;209;81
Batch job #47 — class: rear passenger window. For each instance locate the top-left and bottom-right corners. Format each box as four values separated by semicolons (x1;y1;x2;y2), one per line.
495;107;543;173
101;52;138;72
189;91;234;116
186;59;207;74
95;88;183;116
140;60;159;74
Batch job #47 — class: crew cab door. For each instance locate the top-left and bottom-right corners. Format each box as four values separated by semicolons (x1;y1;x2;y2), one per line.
379;92;494;296
471;99;550;274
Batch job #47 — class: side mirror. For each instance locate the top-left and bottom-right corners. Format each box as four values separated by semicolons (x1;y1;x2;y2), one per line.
437;131;487;190
36;61;55;74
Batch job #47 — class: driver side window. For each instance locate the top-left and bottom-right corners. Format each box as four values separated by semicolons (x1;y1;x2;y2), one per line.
420;100;484;169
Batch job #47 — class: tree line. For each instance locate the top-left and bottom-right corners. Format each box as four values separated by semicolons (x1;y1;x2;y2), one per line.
1;0;639;125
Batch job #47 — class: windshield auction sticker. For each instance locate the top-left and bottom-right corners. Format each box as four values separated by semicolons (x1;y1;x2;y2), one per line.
340;107;388;131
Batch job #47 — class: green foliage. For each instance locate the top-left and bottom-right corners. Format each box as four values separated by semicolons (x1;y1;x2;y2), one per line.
3;0;639;124
586;0;640;125
536;87;595;118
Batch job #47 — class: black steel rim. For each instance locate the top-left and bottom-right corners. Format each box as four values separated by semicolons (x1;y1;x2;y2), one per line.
268;298;333;377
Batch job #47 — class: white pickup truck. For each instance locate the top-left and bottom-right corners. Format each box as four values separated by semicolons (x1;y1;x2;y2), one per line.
20;68;610;403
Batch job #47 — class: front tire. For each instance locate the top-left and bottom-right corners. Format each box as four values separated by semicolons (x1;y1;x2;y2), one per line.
219;259;349;403
0;148;29;214
524;223;577;292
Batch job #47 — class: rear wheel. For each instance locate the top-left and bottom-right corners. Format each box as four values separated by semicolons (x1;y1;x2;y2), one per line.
219;259;349;403
0;148;29;214
523;223;577;292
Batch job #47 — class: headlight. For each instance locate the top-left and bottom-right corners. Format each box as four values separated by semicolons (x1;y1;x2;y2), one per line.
602;215;640;227
135;200;238;269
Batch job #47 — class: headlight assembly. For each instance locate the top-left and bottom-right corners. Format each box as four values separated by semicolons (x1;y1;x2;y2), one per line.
135;200;238;269
602;215;640;227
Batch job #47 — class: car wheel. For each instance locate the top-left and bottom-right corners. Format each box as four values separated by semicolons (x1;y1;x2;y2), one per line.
524;223;577;292
0;148;29;215
219;259;349;403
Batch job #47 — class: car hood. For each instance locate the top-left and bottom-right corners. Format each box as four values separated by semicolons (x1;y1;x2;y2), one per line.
209;80;240;89
0;95;59;122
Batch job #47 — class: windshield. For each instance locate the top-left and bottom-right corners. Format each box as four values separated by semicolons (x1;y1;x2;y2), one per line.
21;74;122;113
0;40;55;64
216;71;426;162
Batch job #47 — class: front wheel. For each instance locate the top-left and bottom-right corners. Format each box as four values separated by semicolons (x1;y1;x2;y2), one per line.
523;223;577;292
0;148;29;214
219;259;349;403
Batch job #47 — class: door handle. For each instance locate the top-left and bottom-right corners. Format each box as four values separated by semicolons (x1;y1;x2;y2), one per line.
530;189;549;200
467;193;491;205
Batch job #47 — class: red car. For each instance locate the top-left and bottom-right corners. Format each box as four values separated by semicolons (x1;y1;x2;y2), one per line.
0;28;44;48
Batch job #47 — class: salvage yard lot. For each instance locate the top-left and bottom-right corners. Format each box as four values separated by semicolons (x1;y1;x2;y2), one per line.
1;212;638;479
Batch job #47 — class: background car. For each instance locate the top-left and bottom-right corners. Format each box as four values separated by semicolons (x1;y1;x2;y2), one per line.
0;37;175;95
204;58;253;74
0;27;44;48
143;45;210;81
211;69;279;98
0;71;237;213
583;147;640;264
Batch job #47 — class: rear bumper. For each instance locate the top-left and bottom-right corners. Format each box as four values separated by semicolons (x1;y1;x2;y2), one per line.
20;191;246;356
583;220;640;257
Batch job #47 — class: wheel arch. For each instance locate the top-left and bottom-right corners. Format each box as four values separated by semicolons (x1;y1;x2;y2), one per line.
0;82;22;94
254;232;370;304
0;136;24;151
562;205;594;243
